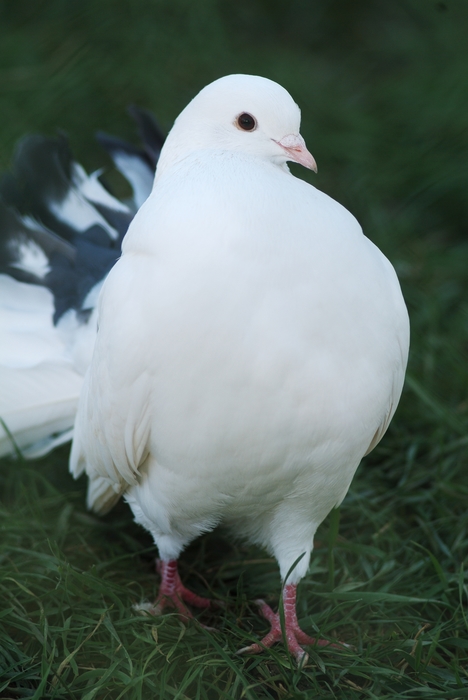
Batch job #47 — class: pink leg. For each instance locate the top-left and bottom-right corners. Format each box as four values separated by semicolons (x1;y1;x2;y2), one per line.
238;583;346;664
149;559;212;619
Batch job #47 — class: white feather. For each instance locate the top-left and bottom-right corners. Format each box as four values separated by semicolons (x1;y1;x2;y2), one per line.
49;187;118;240
0;362;82;458
0;275;93;457
9;239;51;279
112;152;154;209
0;275;65;368
72;163;131;213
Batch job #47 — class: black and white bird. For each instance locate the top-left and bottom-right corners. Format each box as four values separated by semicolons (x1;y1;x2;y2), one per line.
1;75;409;663
0;107;164;458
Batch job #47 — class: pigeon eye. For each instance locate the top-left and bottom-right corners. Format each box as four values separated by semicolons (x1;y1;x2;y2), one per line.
236;113;257;131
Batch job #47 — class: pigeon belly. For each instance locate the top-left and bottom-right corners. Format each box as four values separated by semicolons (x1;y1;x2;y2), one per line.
121;250;400;577
76;154;408;579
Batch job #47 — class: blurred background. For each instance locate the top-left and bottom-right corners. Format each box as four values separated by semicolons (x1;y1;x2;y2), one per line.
1;2;468;435
1;2;468;694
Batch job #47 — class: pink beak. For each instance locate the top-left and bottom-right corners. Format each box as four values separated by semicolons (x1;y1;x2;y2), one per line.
275;134;317;173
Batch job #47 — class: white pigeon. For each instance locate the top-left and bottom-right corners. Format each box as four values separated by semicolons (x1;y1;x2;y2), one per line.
70;74;410;663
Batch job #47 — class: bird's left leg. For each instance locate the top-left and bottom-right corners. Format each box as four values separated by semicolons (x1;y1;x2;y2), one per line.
151;559;212;618
238;583;341;664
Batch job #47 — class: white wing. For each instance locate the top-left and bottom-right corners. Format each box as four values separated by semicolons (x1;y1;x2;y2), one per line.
70;263;153;513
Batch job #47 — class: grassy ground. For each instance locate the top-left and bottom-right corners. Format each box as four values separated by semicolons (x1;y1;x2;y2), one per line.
1;1;468;697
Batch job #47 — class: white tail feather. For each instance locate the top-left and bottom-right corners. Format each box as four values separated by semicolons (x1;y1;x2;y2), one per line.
0;362;83;458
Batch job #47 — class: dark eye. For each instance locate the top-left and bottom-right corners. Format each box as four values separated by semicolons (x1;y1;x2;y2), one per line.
236;113;257;131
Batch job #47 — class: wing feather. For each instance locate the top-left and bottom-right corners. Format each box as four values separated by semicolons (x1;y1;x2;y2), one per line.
69;268;153;513
364;335;408;457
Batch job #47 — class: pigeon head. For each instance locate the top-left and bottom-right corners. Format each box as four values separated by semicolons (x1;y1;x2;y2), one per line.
155;74;317;179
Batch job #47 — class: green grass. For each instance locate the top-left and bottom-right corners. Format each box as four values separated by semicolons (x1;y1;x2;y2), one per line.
1;1;468;697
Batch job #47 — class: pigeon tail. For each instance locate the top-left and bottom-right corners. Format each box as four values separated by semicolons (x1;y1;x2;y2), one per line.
0;111;163;459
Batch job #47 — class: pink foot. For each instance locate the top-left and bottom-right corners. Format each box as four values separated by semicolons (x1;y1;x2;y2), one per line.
150;559;212;620
238;583;347;664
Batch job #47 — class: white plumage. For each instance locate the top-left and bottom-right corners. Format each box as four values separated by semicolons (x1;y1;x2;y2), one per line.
0;256;97;458
69;74;409;661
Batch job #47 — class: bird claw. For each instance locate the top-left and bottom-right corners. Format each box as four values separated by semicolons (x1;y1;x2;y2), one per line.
151;559;213;622
238;585;348;664
135;559;222;630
